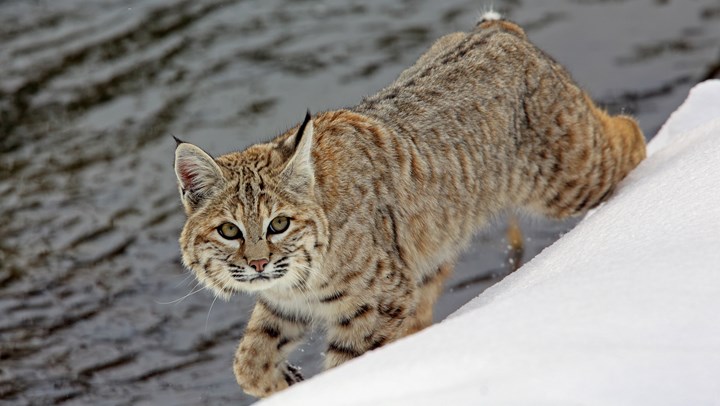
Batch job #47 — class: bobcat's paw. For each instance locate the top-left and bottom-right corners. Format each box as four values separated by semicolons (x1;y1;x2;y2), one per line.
233;349;303;398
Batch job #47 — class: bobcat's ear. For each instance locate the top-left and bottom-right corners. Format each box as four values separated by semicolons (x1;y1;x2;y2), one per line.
280;111;315;195
174;142;225;213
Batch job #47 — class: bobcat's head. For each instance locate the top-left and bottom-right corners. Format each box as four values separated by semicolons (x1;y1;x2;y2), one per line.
174;113;328;297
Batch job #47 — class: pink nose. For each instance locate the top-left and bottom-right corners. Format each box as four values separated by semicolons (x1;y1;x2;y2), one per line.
248;258;269;273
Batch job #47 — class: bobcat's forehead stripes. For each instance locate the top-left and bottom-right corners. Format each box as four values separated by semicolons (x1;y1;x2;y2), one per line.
174;11;646;398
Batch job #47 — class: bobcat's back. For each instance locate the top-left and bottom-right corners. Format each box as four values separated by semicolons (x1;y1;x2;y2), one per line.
354;17;645;218
307;17;646;275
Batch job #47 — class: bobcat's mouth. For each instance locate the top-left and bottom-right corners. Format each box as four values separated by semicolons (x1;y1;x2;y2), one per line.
225;262;290;291
231;273;280;282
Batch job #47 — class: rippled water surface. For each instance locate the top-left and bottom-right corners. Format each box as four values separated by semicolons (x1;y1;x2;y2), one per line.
1;0;719;404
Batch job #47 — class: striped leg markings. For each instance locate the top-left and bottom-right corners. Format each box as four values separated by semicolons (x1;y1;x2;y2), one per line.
233;298;310;397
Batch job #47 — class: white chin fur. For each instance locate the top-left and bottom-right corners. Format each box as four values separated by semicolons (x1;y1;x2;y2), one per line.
234;278;281;293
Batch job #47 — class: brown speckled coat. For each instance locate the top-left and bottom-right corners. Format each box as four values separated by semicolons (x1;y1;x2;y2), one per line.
173;14;645;398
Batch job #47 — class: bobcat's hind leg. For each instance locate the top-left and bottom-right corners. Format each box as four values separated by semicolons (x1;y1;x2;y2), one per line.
554;112;644;218
527;100;646;220
406;262;454;335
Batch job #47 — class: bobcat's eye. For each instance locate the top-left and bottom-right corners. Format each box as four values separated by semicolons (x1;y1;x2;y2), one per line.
268;216;290;234
218;222;242;240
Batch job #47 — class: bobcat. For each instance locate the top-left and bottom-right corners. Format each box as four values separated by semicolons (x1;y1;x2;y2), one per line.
173;13;645;398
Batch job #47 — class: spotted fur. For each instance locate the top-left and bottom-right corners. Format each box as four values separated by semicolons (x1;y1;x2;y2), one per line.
174;16;645;398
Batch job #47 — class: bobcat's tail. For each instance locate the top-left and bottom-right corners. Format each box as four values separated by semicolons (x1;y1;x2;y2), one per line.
475;10;526;38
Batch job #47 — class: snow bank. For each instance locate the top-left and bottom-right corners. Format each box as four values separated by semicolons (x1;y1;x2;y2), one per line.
258;80;720;406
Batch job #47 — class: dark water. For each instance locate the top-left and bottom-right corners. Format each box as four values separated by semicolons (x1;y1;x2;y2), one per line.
1;0;718;404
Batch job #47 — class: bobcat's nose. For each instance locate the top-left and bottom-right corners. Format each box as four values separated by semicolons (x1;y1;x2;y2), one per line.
248;258;269;273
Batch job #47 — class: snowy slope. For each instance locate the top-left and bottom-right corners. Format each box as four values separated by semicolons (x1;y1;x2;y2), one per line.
258;80;720;406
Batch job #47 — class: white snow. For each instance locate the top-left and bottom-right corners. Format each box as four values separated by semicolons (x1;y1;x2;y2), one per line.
258;80;720;406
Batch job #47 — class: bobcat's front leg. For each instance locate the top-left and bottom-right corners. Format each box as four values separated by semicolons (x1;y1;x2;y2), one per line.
324;298;411;369
234;298;309;398
324;301;381;369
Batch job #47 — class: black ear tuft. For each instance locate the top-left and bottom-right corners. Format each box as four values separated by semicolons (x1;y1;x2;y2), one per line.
295;110;312;149
172;134;185;147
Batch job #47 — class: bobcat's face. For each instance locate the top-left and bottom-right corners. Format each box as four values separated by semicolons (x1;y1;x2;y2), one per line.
180;178;326;295
174;113;328;296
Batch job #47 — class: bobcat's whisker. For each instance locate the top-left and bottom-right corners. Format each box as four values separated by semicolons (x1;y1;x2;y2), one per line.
172;271;197;289
157;281;206;305
294;264;329;289
205;294;219;332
